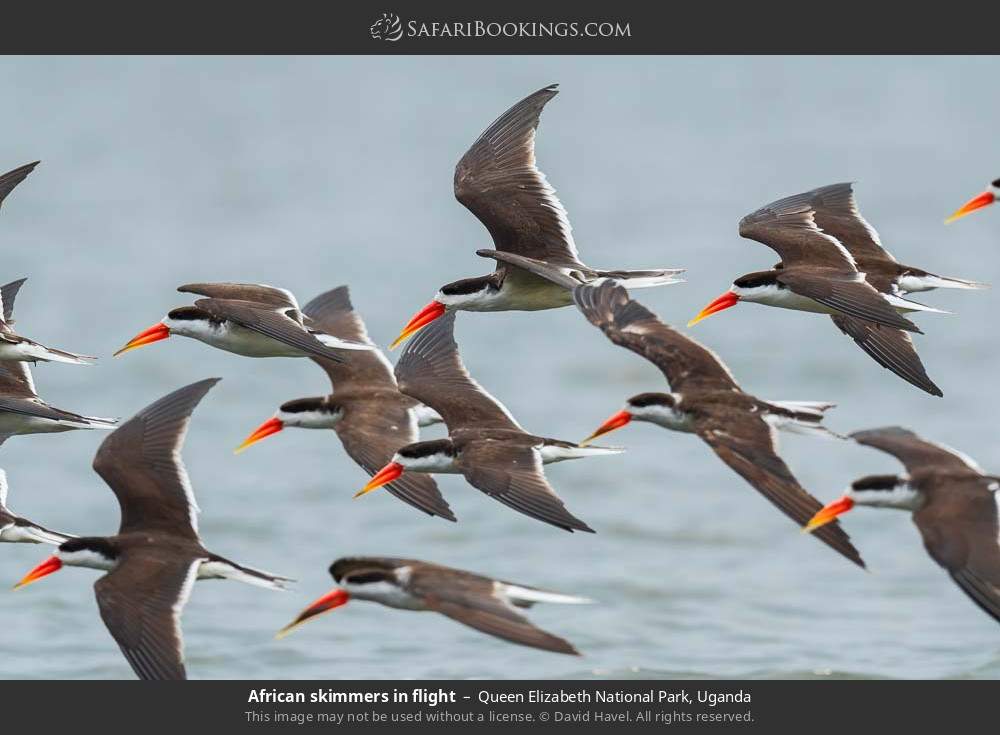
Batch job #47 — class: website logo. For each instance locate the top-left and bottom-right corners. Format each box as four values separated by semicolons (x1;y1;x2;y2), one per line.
370;13;403;41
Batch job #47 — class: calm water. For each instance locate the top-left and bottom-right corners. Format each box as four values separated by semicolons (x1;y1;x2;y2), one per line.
0;56;997;680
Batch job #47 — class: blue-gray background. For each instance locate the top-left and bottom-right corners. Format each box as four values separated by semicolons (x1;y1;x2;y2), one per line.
0;56;996;680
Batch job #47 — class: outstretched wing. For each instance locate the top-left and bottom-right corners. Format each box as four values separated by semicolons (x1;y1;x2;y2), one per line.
914;477;1000;623
696;412;865;568
850;426;983;474
740;188;860;270
574;281;740;392
395;312;521;431
830;315;941;397
776;270;920;332
93;378;219;539
194;299;347;363
334;398;455;521
0;278;26;323
455;84;582;268
805;182;895;262
95;552;201;680
458;441;593;533
0;161;38;210
411;565;579;655
302;286;395;390
178;282;299;311
0;360;37;399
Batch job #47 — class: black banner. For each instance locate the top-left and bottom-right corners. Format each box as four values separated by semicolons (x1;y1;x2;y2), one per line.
2;0;997;54
0;680;985;730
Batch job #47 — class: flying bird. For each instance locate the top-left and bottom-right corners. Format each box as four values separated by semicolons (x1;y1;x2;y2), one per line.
0;161;39;211
235;285;454;521
13;379;293;680
276;557;590;655
359;312;620;533
0;278;95;365
0;469;72;545
389;84;683;349
689;186;942;333
0;281;117;447
574;281;864;567
763;184;983;397
946;179;1000;223
805;427;1000;624
115;282;374;362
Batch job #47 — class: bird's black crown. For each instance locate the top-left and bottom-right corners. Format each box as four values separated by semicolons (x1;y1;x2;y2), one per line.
167;305;214;322
59;537;119;559
851;474;901;492
440;274;500;296
280;397;333;414
397;438;455;459
733;271;779;289
628;392;676;409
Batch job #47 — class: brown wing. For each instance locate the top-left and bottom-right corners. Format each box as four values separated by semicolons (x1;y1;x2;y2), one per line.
454;84;582;268
394;312;521;431
914;478;1000;623
573;281;740;392
850;426;983;474
194;298;347;363
776;270;920;332
458;440;593;533
0;278;26;324
93;378;219;539
178;282;299;310
334;397;455;521
0;161;38;210
799;182;895;262
830;315;941;397
94;552;201;680
740;189;860;270
0;360;37;398
695;412;865;567
301;286;395;390
410;565;579;654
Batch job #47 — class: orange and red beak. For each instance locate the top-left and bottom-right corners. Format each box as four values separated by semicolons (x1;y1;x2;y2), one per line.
389;300;446;350
13;555;62;589
688;291;740;327
580;410;632;446
275;587;351;639
946;190;996;224
354;462;403;498
802;495;855;533
235;417;285;454
114;322;170;356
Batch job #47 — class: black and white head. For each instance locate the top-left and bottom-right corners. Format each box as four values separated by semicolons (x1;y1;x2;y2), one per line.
847;474;924;511
278;397;344;430
389;275;503;350
805;473;925;534
115;305;220;355
393;438;458;473
730;270;783;302
688;270;780;327
581;392;688;445
15;537;119;589
436;275;503;310
56;537;120;570
235;397;344;453
331;559;417;606
163;306;220;338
